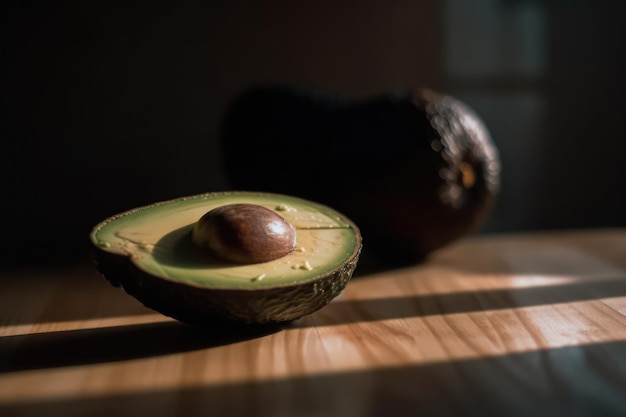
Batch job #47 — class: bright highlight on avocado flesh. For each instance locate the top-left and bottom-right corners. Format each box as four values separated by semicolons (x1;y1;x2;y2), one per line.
89;192;362;325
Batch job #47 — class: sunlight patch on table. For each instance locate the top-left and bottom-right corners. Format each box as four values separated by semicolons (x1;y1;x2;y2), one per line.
0;313;171;337
1;298;625;406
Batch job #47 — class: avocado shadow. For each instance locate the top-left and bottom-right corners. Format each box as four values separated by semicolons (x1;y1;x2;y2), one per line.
0;320;282;374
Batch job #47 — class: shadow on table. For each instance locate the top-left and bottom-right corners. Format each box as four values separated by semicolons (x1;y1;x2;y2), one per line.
0;320;281;373
295;276;626;327
3;340;625;417
3;275;625;374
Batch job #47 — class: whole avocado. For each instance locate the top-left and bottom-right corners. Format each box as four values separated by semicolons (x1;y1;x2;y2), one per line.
220;85;500;265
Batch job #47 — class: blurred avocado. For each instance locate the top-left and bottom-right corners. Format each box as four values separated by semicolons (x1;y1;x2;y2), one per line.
220;85;500;265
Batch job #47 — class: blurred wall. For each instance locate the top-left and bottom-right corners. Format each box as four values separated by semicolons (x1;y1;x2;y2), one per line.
2;0;625;266
443;0;626;234
2;0;443;265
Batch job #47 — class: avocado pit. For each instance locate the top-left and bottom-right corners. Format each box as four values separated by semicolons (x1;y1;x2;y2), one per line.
192;203;297;264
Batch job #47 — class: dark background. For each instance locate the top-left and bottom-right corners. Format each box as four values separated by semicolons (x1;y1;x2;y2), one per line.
2;0;626;266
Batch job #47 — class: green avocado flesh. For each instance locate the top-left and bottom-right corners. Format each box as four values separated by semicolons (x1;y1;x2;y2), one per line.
90;192;362;325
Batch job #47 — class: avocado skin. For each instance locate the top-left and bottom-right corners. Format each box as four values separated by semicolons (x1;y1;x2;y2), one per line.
92;246;359;325
221;86;500;264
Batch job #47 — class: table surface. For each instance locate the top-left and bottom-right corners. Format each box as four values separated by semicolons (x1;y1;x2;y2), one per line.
1;228;626;417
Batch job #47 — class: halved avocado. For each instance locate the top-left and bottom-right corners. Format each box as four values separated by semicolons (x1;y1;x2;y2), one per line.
89;191;362;325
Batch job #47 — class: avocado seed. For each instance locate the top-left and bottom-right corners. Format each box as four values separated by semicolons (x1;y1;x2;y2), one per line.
191;203;296;264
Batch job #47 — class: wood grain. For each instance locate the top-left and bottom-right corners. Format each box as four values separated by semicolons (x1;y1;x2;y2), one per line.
1;229;625;417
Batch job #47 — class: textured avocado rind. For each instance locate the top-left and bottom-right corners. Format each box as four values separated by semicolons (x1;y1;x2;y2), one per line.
89;192;362;325
92;246;360;325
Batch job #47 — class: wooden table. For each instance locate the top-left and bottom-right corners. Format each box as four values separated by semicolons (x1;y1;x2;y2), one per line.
2;229;626;417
